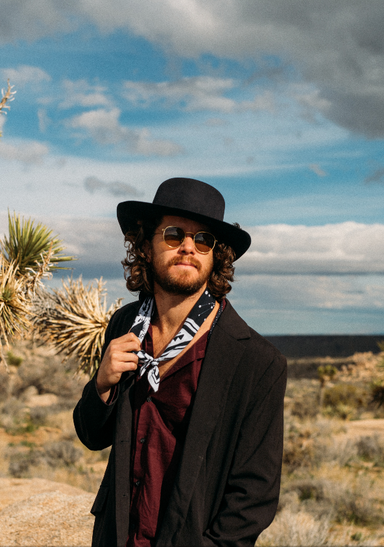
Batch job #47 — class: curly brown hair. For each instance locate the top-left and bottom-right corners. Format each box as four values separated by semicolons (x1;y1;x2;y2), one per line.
122;216;236;301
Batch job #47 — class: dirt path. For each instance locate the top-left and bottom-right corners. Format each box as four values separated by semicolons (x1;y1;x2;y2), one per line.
344;418;384;437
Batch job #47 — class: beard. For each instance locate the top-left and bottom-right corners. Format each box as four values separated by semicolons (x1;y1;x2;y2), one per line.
151;255;212;296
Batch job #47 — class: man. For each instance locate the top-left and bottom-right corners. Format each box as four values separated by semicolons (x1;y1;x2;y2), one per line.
74;177;287;547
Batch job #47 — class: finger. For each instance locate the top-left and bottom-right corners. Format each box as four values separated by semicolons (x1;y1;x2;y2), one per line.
108;337;141;354
113;331;141;344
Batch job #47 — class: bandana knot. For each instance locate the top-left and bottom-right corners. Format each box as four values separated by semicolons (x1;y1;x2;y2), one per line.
130;290;216;392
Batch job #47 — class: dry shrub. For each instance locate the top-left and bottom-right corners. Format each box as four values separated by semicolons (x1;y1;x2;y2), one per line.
1;397;32;434
279;474;384;536
286;478;329;503
283;417;346;471
291;396;319;419
355;434;384;464
44;441;82;467
320;435;358;467
331;485;384;527
7;446;43;478
322;383;368;419
7;440;83;478
15;349;84;401
258;508;330;546
283;419;316;471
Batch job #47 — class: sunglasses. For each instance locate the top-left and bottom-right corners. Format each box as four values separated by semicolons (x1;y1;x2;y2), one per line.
159;226;217;254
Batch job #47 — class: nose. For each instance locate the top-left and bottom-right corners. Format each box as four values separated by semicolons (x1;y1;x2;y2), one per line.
179;233;195;254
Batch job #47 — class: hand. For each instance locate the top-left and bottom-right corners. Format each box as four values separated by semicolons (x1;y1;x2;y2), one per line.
96;332;141;402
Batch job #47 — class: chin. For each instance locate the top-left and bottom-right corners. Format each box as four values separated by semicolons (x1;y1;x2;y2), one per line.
155;272;209;296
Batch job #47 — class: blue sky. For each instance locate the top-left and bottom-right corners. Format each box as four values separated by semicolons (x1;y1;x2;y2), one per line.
1;0;383;334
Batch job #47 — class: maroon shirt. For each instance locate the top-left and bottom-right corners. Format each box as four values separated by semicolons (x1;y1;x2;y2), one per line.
127;327;209;547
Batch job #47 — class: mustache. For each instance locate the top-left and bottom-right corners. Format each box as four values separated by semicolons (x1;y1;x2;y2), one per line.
168;257;201;271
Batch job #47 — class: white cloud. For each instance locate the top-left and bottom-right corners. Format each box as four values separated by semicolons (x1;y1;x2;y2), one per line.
0;65;51;87
59;79;111;109
82;0;384;137
123;77;275;113
1;2;384;135
238;222;384;275
84;175;143;197
0;140;49;164
67;107;184;156
68;107;123;144
15;215;384;285
123;77;236;112
233;274;384;312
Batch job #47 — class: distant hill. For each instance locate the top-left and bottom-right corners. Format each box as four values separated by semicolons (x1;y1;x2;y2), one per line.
265;335;384;358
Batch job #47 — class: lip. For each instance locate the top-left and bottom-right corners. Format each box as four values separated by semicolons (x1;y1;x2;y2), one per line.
173;262;197;268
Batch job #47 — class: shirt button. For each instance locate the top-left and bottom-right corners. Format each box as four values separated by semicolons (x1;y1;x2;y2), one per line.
139;437;146;444
135;480;141;487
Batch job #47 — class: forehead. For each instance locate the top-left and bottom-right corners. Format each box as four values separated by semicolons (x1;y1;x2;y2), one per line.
160;215;212;233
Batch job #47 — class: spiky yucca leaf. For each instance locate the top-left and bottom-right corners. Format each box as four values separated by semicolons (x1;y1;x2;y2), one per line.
1;212;75;276
0;257;31;367
33;277;122;377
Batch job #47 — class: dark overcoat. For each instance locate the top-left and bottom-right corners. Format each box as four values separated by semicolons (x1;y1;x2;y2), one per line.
73;299;287;547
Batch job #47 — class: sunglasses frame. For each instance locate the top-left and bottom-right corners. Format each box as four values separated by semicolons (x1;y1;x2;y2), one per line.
160;226;217;254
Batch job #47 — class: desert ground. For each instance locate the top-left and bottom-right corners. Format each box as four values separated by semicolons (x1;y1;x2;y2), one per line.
1;341;384;546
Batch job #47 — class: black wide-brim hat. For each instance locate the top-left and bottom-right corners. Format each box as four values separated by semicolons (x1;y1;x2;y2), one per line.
117;177;251;260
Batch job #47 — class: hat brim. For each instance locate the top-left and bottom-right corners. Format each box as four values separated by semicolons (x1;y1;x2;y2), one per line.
117;201;251;260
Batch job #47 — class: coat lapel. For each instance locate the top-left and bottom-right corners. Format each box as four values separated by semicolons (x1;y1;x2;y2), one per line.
157;301;251;540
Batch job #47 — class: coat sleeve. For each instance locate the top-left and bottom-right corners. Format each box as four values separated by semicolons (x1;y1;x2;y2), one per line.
203;354;287;547
73;315;120;451
73;375;120;451
73;301;139;451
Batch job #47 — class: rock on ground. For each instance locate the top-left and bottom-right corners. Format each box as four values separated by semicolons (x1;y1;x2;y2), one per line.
0;478;95;546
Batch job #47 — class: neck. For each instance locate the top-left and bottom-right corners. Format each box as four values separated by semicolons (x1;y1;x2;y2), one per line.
149;283;219;372
152;283;208;336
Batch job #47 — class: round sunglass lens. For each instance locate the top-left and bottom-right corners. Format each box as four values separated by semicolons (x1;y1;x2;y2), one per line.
195;232;215;253
164;227;184;247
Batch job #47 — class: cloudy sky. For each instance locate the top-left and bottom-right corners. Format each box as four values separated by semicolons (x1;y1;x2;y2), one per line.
1;0;383;335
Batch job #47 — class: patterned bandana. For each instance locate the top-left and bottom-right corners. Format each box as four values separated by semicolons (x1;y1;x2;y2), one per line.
130;289;216;392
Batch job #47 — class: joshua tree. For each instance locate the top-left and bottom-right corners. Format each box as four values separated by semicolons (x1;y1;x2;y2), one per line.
0;213;75;367
318;364;338;407
1;212;123;377
1;211;74;278
33;277;122;377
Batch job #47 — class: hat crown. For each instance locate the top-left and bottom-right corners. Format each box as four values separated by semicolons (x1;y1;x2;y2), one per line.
116;177;251;260
153;178;225;221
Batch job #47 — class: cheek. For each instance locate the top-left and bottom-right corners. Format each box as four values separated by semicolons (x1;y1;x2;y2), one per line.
204;254;214;272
